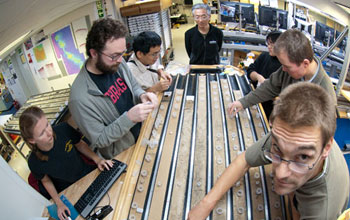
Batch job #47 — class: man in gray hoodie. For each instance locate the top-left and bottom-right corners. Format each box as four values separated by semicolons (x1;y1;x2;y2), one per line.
69;18;158;159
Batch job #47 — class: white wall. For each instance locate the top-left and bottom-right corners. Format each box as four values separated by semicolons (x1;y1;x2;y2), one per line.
25;3;97;94
0;156;50;220
15;0;118;96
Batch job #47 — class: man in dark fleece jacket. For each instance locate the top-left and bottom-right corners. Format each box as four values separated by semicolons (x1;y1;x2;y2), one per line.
185;3;223;65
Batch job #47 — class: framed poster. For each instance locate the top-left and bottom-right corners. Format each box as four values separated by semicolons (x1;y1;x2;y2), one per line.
51;25;85;75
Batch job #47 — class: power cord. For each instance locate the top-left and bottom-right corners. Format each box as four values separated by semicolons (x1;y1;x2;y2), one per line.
92;192;111;214
87;193;113;220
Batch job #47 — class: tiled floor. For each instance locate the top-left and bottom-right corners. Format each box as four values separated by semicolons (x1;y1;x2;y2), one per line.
171;23;193;65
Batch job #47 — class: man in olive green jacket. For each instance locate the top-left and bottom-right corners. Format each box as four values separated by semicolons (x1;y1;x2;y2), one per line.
228;29;336;115
189;82;349;220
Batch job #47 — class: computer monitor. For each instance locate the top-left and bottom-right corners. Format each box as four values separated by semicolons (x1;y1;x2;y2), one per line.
315;21;335;46
314;21;325;42
239;3;255;24
295;18;312;34
220;1;255;24
259;6;288;29
277;10;288;29
220;1;238;23
335;30;347;50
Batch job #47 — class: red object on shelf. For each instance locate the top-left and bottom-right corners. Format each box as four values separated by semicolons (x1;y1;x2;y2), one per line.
13;100;20;110
9;133;19;142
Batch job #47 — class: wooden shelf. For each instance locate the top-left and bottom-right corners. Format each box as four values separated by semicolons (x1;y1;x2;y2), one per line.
341;89;350;102
338;89;350;119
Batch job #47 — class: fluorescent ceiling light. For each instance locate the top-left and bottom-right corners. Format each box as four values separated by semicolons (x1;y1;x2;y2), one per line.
334;2;350;14
0;30;32;58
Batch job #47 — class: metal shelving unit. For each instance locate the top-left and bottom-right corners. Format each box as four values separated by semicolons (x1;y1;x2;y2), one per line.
123;8;173;66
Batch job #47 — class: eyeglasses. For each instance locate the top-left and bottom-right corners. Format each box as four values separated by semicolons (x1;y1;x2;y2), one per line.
148;51;161;58
194;15;209;20
265;41;274;47
263;149;323;174
99;50;127;61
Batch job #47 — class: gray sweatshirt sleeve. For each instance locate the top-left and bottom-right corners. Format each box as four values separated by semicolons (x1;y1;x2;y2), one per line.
69;98;136;150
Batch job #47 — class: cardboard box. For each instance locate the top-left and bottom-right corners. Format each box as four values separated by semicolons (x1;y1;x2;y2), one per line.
139;1;161;14
120;0;171;17
120;4;140;17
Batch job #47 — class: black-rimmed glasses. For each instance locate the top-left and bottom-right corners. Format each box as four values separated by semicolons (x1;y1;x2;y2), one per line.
263;149;323;174
99;50;126;61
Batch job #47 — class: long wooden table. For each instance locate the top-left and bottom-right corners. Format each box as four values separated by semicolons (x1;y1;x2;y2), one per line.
114;73;288;220
43;70;289;220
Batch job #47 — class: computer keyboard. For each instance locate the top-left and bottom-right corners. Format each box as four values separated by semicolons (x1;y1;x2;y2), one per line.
74;159;127;218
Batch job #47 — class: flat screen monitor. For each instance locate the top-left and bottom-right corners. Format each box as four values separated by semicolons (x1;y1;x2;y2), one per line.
184;0;192;5
220;1;238;23
295;18;312;34
259;6;288;29
335;30;347;50
239;3;255;24
315;21;325;42
315;21;335;46
277;10;288;29
220;1;255;24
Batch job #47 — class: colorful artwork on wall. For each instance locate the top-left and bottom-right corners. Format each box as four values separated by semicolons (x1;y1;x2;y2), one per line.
33;44;47;62
20;54;26;64
24;38;33;50
27;53;33;63
45;63;56;77
38;66;46;79
72;16;89;55
51;25;85;75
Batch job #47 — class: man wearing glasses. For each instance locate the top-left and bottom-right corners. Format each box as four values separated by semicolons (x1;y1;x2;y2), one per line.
228;29;336;116
188;82;349;219
185;3;223;64
69;18;158;159
127;31;172;93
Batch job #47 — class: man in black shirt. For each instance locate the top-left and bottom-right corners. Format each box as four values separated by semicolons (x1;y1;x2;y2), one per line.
246;31;281;118
246;31;282;87
185;3;223;64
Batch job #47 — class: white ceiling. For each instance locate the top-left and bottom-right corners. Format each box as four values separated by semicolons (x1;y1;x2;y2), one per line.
0;0;349;60
0;0;96;59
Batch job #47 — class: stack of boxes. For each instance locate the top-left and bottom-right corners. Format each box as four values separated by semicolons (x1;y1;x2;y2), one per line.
161;10;172;53
127;13;163;37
